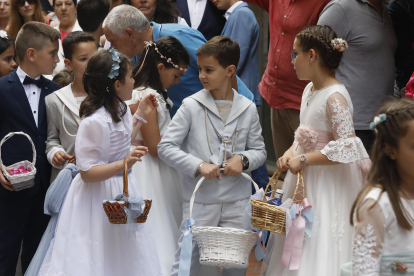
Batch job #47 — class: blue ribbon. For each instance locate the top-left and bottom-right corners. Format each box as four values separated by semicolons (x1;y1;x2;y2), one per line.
289;203;314;237
178;217;195;276
253;228;268;272
115;193;146;239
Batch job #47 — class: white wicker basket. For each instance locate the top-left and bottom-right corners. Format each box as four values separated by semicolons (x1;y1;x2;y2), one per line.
0;132;37;191
190;172;259;269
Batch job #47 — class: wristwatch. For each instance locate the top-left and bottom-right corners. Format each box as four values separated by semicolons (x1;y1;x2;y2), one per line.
300;154;308;166
240;154;249;170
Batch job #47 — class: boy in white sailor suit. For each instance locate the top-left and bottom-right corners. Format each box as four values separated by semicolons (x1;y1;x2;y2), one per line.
158;36;267;276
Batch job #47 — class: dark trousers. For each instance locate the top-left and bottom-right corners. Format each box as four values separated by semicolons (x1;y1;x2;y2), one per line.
355;130;376;156
251;162;269;193
0;187;50;276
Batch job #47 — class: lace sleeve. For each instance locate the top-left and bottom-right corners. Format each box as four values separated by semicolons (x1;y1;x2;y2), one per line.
352;198;385;276
321;93;369;163
74;116;110;171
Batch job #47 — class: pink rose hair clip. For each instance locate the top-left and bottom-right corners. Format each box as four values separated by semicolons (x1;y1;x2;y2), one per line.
331;38;348;52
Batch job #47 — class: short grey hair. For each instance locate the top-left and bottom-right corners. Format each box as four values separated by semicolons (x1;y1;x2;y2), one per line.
103;4;150;36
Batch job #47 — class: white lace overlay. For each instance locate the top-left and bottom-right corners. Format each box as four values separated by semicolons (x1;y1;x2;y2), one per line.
352;224;381;276
321;137;368;163
331;211;345;252
320;93;369;163
39;263;66;276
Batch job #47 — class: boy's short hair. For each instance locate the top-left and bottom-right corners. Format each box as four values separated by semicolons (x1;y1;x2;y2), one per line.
77;0;109;33
62;31;96;60
53;68;74;87
196;36;240;69
15;22;61;63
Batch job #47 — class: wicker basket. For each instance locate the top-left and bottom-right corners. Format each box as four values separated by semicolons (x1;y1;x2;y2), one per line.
102;157;152;224
0;132;37;191
190;172;260;269
250;171;305;235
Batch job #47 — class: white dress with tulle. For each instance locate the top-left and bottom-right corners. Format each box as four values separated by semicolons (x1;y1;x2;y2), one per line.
261;83;370;276
127;88;183;276
341;187;414;275
38;106;162;276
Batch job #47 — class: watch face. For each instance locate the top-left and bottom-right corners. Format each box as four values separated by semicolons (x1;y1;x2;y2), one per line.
300;155;305;162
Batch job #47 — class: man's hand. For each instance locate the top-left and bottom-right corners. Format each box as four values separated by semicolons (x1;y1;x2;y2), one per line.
223;155;243;176
53;151;73;167
198;162;221;180
0;167;13;191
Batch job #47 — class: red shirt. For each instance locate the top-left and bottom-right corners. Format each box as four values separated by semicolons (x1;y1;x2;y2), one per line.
59;29;70;41
244;0;331;110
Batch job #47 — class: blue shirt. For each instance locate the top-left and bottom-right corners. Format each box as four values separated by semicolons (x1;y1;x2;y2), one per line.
131;22;254;116
222;2;261;105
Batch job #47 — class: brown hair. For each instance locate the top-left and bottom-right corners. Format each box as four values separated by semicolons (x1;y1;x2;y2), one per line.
351;98;414;231
80;50;130;123
296;25;343;70
15;21;61;62
8;0;46;39
52;68;74;87
196;36;240;69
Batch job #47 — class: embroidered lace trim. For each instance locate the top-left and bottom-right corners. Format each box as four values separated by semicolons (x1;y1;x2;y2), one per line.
352;224;381;276
321;137;368;163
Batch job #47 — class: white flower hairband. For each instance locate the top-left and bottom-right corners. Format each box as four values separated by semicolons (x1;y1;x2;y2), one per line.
146;41;188;72
331;38;348;52
0;30;8;39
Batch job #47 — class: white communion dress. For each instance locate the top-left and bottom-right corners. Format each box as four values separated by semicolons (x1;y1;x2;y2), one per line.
341;187;414;275
127;87;183;276
261;83;370;276
38;106;162;276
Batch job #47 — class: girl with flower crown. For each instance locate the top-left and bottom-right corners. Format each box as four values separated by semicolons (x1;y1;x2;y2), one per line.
37;49;163;275
127;36;190;276
261;25;370;276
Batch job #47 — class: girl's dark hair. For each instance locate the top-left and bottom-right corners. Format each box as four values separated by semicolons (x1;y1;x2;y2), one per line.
80;50;130;123
296;25;344;70
351;98;414;231
132;36;190;109
152;0;182;23
0;36;15;56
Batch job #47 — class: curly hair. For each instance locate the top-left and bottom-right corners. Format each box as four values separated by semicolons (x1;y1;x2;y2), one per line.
80;50;130;123
295;25;344;70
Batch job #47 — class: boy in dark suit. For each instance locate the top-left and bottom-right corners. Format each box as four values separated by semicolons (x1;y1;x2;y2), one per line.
0;22;61;276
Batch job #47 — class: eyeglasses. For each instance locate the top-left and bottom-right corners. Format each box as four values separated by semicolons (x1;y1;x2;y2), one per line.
17;0;36;7
290;50;305;61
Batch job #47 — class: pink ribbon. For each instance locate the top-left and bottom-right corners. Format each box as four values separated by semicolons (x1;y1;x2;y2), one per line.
282;198;313;270
254;232;268;255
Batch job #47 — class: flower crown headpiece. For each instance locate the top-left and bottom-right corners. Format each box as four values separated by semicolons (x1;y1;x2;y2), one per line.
331;38;348;52
370;114;387;130
108;47;121;79
134;41;188;77
0;30;9;40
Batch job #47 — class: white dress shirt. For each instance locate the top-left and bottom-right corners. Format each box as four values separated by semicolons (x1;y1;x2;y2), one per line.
187;0;207;30
224;1;243;20
16;67;41;127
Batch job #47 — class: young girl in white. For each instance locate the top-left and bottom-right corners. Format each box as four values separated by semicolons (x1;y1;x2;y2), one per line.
261;26;370;276
38;49;162;275
341;98;414;275
45;31;98;182
127;36;189;276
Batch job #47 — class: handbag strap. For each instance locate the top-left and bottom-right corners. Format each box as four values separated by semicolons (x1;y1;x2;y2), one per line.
123;157;129;197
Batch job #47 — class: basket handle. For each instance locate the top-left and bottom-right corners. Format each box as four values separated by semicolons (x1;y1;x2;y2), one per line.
0;132;37;174
261;170;281;201
189;169;260;218
68;155;76;164
292;171;305;204
123;157;128;198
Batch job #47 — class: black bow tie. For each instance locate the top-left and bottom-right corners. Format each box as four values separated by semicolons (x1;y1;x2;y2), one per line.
23;75;46;88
